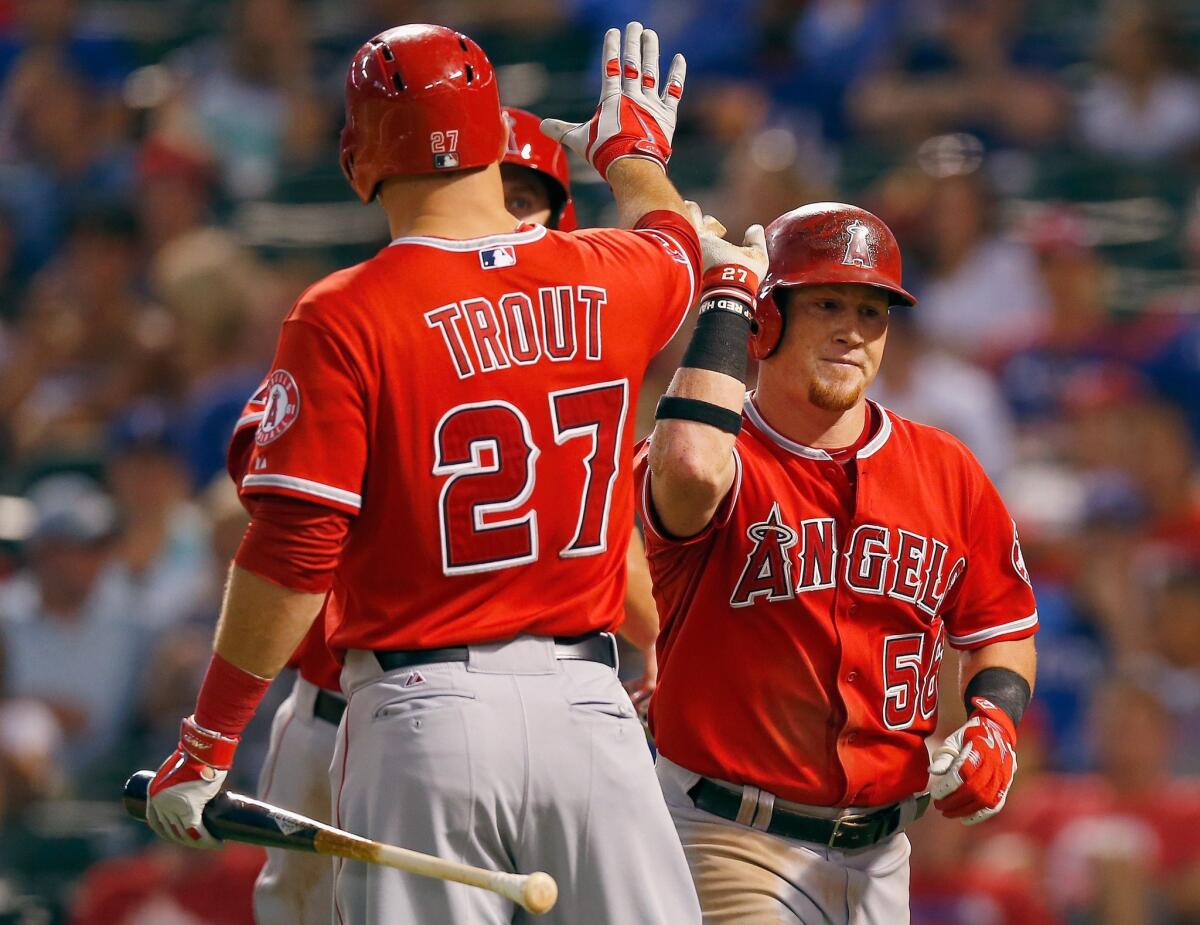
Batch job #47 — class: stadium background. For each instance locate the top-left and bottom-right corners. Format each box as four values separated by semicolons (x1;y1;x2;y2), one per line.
0;0;1196;922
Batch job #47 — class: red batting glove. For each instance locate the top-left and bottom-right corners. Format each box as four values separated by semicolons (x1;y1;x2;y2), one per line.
145;715;237;849
928;697;1018;826
541;22;686;180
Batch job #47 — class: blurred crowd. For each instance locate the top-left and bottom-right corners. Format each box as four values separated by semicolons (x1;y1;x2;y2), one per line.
0;0;1195;922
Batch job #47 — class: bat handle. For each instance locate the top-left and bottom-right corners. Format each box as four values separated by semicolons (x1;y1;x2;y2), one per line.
122;769;231;837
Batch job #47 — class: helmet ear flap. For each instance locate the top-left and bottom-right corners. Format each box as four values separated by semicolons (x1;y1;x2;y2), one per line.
750;289;785;360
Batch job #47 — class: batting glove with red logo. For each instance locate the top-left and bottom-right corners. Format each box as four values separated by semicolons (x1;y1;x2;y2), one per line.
928;697;1018;826
146;715;237;849
541;21;686;181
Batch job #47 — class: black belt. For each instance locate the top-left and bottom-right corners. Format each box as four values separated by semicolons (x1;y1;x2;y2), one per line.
688;778;929;852
313;688;346;725
374;631;616;672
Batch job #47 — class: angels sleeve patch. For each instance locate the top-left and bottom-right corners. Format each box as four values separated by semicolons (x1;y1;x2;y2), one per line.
255;369;302;446
1011;520;1031;587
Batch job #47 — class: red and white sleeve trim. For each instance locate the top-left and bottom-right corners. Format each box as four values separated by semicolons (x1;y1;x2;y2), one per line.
947;611;1039;649
642;227;698;309
241;473;362;513
234;411;265;433
634;222;699;354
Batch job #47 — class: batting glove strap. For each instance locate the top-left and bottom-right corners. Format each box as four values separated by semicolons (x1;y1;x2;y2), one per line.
588;111;672;179
178;714;239;770
968;696;1018;747
701;264;762;308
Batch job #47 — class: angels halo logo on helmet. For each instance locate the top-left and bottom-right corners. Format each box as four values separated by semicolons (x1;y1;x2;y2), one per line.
841;219;876;268
339;24;507;203
750;202;917;360
501;107;577;231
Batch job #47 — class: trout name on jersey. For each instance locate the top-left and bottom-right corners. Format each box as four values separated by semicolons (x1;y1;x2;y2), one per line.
424;285;607;379
729;502;964;617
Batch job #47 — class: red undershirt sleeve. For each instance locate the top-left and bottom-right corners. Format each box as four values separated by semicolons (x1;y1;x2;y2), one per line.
234;496;352;594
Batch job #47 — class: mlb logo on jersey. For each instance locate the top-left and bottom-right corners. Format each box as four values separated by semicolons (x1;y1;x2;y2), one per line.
433;152;460;169
480;245;517;269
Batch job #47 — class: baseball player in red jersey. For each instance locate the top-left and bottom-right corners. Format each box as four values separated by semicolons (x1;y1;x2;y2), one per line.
142;21;705;925
636;203;1039;923
234;104;664;924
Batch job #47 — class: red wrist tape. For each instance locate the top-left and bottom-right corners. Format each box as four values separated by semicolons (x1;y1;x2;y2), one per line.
193;652;271;739
701;264;761;306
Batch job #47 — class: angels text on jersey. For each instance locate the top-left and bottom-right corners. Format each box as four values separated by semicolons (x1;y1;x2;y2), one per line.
729;501;965;617
424;285;607;378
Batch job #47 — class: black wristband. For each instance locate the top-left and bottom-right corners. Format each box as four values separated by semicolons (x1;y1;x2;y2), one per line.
655;396;742;435
964;667;1031;726
680;299;753;382
698;295;756;326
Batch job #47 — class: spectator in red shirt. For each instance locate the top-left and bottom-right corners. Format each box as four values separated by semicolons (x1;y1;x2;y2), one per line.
69;841;264;925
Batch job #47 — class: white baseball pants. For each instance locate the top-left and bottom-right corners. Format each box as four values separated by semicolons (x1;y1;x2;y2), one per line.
254;675;340;925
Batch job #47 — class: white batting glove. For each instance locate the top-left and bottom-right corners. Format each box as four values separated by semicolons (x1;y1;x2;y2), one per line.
541;22;686;181
145;716;233;849
684;201;768;303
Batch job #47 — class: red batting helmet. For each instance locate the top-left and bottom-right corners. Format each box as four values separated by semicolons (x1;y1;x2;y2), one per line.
752;202;916;359
502;107;576;231
339;24;506;203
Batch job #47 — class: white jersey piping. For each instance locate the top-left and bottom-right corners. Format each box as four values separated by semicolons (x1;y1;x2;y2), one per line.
388;225;547;251
947;611;1040;647
743;396;893;461
241;473;362;510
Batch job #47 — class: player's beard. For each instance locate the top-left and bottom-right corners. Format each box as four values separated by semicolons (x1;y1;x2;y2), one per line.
807;365;868;412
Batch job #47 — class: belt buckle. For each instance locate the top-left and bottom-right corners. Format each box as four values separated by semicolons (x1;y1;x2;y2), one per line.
827;812;871;850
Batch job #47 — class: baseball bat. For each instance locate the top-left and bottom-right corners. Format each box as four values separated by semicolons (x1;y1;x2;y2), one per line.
123;771;557;915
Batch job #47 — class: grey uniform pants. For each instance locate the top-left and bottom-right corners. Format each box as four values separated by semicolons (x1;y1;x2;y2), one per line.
332;636;702;924
254;675;339;925
657;756;912;925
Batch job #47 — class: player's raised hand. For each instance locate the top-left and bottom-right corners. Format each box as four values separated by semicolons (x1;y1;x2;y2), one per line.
145;715;237;849
684;201;768;304
928;697;1018;826
541;22;686;181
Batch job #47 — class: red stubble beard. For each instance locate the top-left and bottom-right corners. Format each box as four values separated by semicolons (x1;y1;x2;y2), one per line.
806;362;869;413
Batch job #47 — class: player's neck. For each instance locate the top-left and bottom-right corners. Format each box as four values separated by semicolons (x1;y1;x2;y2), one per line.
379;165;519;241
753;384;869;450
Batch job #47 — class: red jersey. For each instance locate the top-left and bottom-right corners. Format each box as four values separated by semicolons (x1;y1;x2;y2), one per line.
228;403;344;692
239;217;698;651
636;396;1038;808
